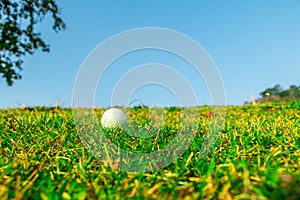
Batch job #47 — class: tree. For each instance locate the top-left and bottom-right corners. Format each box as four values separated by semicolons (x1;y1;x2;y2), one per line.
258;84;300;103
0;0;65;86
259;84;282;97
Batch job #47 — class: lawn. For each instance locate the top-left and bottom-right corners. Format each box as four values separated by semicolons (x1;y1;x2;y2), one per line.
0;102;299;199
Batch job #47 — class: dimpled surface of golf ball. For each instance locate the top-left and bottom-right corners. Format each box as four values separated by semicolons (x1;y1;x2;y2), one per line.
101;108;127;129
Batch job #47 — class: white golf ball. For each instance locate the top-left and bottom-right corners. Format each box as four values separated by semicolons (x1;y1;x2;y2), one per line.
101;108;127;129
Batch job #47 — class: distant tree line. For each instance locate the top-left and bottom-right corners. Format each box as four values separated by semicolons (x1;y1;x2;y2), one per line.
257;84;300;103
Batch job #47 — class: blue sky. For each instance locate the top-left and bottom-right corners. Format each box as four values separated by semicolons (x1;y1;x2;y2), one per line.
1;0;300;108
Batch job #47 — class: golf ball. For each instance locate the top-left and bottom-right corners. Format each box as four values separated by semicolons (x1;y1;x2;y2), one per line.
101;108;127;129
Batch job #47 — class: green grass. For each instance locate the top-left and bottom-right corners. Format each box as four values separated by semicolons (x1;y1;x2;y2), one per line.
0;102;299;199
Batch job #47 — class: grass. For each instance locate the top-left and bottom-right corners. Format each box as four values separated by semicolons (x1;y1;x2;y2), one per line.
0;102;299;199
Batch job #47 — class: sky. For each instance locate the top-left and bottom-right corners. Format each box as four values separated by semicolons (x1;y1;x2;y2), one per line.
1;0;300;108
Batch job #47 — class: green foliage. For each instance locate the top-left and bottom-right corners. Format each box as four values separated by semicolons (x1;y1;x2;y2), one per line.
260;84;282;97
0;104;299;199
259;84;300;102
0;0;65;86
